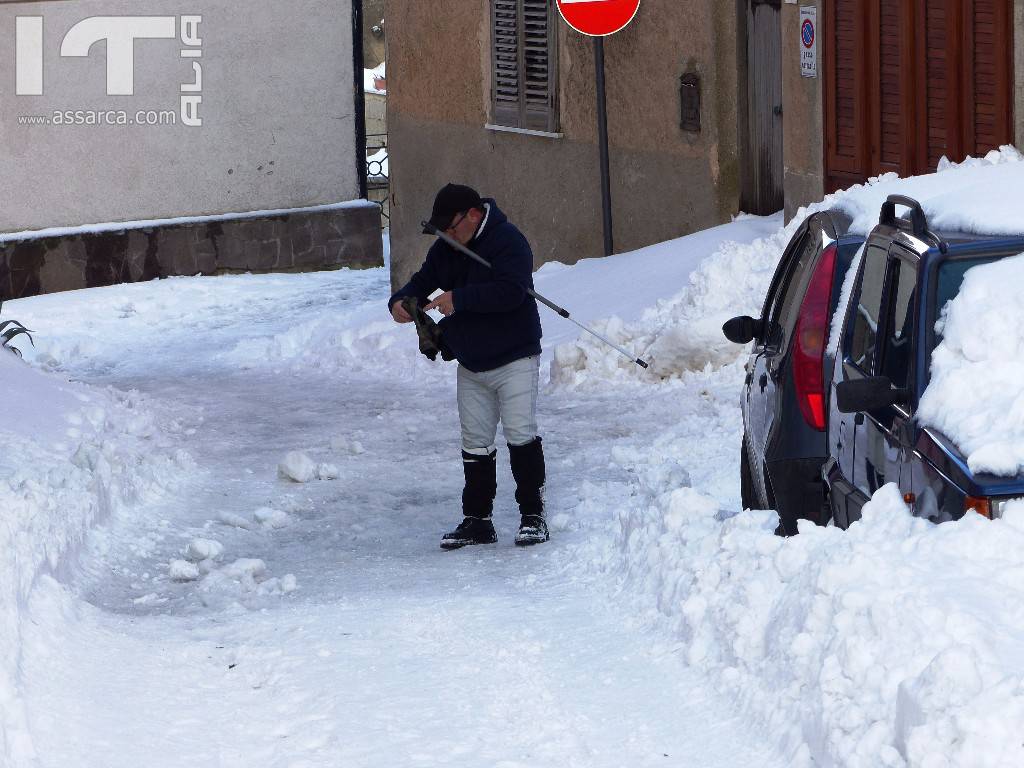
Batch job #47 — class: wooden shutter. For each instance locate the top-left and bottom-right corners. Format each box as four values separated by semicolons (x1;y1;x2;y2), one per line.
521;0;555;131
873;0;914;174
920;1;957;170
965;0;1013;155
491;0;558;132
492;0;521;127
824;1;868;191
824;0;1013;191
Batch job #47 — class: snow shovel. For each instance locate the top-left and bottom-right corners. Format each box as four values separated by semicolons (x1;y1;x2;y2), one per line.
421;222;649;370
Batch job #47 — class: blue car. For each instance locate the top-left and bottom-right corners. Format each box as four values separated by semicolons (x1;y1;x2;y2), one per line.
723;210;864;535
824;195;1024;526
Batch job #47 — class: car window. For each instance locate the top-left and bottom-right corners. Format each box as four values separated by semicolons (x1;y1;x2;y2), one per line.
775;232;821;337
765;229;821;349
880;258;917;389
848;244;888;373
760;230;808;324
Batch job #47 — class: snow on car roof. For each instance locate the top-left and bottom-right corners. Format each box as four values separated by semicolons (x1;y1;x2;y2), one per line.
918;252;1024;478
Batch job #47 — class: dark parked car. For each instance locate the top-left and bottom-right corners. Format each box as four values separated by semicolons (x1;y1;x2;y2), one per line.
824;195;1024;526
723;210;864;535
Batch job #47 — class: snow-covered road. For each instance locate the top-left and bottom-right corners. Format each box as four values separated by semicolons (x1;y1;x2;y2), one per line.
12;236;786;767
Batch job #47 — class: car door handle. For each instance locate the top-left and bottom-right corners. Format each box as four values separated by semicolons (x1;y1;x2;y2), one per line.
759;374;768;391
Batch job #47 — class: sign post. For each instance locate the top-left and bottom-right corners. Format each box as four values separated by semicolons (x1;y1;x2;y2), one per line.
800;6;817;79
556;0;642;257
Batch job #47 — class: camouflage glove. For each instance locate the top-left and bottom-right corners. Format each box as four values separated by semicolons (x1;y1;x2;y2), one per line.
400;297;455;362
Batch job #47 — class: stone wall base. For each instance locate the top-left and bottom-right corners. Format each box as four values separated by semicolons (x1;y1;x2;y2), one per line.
1;203;383;300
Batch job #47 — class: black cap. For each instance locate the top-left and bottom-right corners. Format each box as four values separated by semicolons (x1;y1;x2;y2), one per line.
423;183;483;234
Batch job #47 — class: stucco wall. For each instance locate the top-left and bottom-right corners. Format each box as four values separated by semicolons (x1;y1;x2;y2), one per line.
781;0;824;220
0;0;360;233
1;203;383;300
363;0;386;68
387;0;741;289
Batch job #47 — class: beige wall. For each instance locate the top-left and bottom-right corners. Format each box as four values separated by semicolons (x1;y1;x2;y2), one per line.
366;92;386;137
0;0;360;233
781;0;824;220
387;0;741;289
363;0;386;68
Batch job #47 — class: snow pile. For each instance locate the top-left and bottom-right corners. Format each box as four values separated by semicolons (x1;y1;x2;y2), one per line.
216;506;292;531
254;507;292;529
550;221;805;384
552;147;1024;387
0;352;190;759
612;457;1024;767
936;144;1024;173
364;61;386;94
278;451;343;483
223;312;426;377
918;253;1024;476
218;217;785;379
169;534;297;597
168;559;201;582
184;538;224;562
552;153;1024;765
834;145;1024;236
199;558;298;598
279;451;317;482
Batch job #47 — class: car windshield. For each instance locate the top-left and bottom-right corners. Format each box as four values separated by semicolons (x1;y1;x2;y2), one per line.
932;256;1003;350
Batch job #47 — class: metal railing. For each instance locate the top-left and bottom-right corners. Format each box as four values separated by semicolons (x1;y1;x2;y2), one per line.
366;132;389;226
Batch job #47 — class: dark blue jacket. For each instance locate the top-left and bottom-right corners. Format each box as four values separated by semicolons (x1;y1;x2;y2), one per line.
388;201;543;372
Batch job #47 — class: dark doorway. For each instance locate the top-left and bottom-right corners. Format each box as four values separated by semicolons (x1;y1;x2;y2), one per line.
741;0;784;215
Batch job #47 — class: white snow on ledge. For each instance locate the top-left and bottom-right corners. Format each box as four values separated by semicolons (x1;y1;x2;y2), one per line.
0;199;378;245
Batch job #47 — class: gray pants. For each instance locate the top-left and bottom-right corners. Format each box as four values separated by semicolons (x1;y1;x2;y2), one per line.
457;355;540;454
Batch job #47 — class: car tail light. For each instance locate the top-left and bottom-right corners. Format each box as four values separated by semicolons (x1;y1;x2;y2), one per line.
792;243;837;431
965;496;993;519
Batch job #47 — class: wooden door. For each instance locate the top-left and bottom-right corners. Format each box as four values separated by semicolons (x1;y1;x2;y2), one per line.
743;0;784;214
823;0;1013;192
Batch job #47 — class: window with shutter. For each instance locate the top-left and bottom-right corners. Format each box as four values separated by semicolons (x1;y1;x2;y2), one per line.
490;0;558;133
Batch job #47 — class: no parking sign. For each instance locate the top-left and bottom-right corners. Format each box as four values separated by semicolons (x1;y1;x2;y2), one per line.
557;0;642;37
800;6;817;78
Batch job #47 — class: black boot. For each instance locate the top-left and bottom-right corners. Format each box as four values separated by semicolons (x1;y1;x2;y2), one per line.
441;450;498;550
509;438;549;547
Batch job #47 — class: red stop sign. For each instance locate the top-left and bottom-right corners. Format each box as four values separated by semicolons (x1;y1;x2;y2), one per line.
557;0;641;37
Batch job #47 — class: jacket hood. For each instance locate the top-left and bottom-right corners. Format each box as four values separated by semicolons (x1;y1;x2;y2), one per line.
472;199;508;244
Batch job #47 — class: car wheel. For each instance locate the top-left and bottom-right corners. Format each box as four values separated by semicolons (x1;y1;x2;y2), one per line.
740;439;761;510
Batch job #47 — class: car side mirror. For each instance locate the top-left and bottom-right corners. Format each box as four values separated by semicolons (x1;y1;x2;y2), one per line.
836;376;908;414
722;315;759;345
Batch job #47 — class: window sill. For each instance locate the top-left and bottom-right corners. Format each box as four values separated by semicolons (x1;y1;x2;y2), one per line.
484;123;564;139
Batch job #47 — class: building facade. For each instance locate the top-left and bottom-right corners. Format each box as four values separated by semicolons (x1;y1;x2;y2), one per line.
0;0;382;299
389;0;1024;289
387;0;745;288
783;0;1024;217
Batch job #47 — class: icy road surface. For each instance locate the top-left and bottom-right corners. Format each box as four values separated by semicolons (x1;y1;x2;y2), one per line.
13;220;787;767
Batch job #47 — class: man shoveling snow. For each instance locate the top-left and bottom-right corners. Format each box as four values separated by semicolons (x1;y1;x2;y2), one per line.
388;183;549;549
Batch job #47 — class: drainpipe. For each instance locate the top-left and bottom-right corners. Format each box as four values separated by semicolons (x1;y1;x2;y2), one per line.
352;0;368;200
